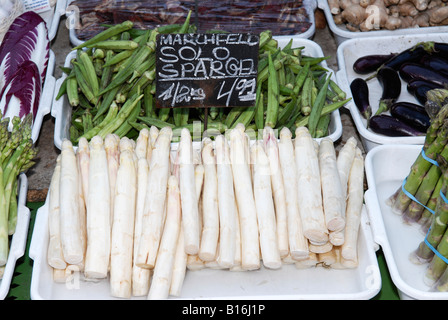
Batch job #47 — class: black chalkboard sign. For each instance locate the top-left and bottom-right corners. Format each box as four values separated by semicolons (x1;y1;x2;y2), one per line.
155;33;260;109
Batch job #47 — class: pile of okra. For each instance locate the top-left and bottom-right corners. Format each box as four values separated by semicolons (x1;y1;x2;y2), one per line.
56;17;350;144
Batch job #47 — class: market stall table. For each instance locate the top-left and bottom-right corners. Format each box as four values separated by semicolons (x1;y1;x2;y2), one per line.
8;13;400;300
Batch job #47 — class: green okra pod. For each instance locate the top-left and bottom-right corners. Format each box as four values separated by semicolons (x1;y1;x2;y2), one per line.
308;75;331;137
301;75;313;116
88;40;139;51
73;20;134;50
265;51;279;129
72;62;99;105
66;76;79;107
103;49;135;68
78;50;100;96
137;115;176;129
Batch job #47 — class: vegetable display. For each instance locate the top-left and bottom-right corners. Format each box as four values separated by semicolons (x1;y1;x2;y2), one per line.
386;88;448;292
55;18;349;144
47;125;365;299
0;11;50;129
349;41;448;137
328;0;448;32
0;112;38;272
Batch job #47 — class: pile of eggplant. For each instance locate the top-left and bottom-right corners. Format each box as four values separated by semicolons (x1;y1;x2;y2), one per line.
349;41;448;137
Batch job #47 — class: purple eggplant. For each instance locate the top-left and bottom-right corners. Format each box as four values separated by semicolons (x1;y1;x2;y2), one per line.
375;66;401;115
353;53;397;74
419;54;448;77
369;114;426;137
406;78;442;104
382;44;429;71
350;77;371;119
399;63;448;86
390;101;430;132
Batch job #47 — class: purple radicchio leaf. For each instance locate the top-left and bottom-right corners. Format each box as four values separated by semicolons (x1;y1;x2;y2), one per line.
0;11;49;98
0;60;42;125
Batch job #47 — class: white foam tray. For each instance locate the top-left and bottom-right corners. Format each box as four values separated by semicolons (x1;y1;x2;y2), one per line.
51;37;343;150
317;0;448;45
336;33;448;151
66;0;317;47
0;174;30;300
364;144;448;300
31;49;56;144
29;192;380;300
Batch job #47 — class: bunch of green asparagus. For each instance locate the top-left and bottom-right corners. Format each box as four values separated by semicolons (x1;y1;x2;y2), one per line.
56;13;349;145
387;88;448;292
0;113;38;268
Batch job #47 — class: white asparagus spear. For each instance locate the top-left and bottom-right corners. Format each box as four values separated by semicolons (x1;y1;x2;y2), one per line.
179;128;200;255
132;157;151;296
309;241;333;254
337;136;357;214
329;230;345;246
295;127;328;244
341;147;364;264
47;155;66;270
215;135;237;268
318;248;337;267
149;126;159;148
194;164;204;202
148;175;182;300
251;142;281;269
169;227;188;297
77;153;87;264
59;139;83;265
135;128;150;160
295;251;318;269
278;128;308;260
199;138;219;261
264;127;289;258
77;137;90;202
319;138;345;232
104;134;120;226
230;198;242;271
229;128;260;271
110;149;137;298
147;126;159;164
84;136;111;279
186;163;205;270
136;127;172;269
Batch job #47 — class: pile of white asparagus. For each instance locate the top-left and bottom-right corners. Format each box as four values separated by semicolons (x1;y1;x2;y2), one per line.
46;124;364;299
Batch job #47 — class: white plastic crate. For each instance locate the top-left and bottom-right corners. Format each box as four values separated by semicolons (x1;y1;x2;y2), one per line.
364;144;448;300
51;37;343;150
317;0;448;45
66;0;317;47
336;33;448;151
0;174;30;300
29;192;380;300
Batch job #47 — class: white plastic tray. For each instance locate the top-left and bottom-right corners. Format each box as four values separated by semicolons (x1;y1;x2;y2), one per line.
336;33;448;151
29;192;380;300
32;49;56;144
66;0;317;47
0;174;30;300
364;144;448;300
51;37;343;150
317;0;448;45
